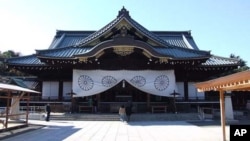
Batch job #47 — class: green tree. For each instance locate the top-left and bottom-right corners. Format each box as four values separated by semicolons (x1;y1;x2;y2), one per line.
216;54;249;77
2;50;20;58
230;54;249;72
0;50;25;76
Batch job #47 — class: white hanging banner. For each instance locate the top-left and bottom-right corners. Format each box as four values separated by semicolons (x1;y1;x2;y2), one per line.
73;69;176;97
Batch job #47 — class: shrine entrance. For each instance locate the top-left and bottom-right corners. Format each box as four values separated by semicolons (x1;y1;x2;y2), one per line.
99;80;148;113
75;80;172;113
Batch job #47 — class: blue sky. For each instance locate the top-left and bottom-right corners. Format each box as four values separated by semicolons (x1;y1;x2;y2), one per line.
1;0;250;65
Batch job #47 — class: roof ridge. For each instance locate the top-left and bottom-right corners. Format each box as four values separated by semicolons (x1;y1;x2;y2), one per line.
167;45;210;55
117;6;131;18
52;33;66;49
182;34;194;49
128;18;170;46
76;15;123;46
211;55;240;61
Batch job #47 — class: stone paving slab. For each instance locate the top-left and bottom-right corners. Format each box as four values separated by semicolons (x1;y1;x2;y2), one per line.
1;120;230;141
0;124;44;140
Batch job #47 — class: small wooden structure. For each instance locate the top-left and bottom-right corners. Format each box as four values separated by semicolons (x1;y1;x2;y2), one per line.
195;70;250;141
0;83;40;130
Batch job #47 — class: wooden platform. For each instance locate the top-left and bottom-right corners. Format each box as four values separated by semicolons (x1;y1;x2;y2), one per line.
0;120;27;132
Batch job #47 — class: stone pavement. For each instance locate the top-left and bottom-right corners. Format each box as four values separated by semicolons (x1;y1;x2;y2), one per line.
0;120;230;141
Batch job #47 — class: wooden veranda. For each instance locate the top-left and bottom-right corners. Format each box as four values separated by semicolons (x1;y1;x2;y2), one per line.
195;70;250;141
0;83;40;130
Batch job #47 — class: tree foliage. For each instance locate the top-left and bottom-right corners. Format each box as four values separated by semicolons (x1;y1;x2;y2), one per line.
0;50;26;76
230;53;249;71
220;54;249;76
1;50;20;58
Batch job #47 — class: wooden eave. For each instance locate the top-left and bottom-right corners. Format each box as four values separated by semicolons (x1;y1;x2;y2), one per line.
8;63;45;67
195;70;250;92
37;55;77;60
171;56;210;61
75;38;167;58
187;65;238;72
166;58;207;66
8;64;64;72
0;83;40;94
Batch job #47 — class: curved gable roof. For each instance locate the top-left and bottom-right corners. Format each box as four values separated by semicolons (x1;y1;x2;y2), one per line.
76;7;169;47
48;30;199;51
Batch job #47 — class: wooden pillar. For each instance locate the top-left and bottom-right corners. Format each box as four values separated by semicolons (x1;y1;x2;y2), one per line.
219;90;226;141
71;94;75;113
184;80;188;101
58;81;63;101
5;91;10;128
96;94;100;112
147;93;150;111
10;96;20;120
96;94;100;102
26;93;30;125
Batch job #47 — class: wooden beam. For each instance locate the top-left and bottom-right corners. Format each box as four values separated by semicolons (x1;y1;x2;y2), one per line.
221;83;250;91
0;96;12;98
2;113;26;117
196;82;250;92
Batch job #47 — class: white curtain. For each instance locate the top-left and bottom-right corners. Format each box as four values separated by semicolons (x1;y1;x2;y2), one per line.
73;69;176;97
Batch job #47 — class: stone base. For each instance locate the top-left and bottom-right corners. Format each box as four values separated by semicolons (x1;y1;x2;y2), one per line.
226;119;239;124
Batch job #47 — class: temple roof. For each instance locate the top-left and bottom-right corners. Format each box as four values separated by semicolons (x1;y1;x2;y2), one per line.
9;77;39;90
48;30;199;50
6;7;239;68
48;8;199;50
7;51;238;67
8;55;44;66
42;46;208;59
202;55;240;66
48;31;94;49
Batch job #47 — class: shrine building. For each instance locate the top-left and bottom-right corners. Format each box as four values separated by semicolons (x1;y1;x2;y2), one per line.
6;7;240;113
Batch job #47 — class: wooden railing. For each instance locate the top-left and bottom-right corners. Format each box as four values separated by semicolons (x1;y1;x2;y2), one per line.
78;106;93;113
20;106;45;113
198;106;214;120
151;106;167;113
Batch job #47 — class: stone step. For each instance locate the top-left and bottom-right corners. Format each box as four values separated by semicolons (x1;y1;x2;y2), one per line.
50;114;120;121
49;113;200;121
